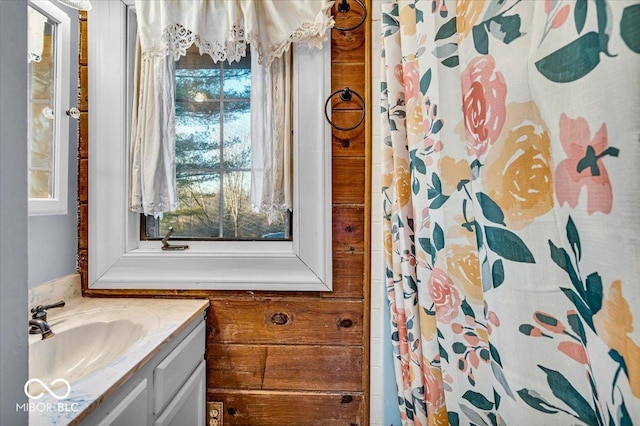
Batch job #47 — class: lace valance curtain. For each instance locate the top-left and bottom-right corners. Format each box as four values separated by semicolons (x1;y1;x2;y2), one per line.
129;0;334;218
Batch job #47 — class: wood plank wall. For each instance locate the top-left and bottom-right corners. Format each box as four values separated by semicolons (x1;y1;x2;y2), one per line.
77;2;371;424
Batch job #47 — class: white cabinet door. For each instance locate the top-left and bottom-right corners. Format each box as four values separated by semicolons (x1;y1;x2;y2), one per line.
96;379;147;426
154;360;205;426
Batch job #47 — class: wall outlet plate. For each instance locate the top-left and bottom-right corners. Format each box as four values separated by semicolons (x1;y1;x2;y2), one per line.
207;401;223;426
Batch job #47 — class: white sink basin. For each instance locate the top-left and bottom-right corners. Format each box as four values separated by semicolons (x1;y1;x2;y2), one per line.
28;308;160;397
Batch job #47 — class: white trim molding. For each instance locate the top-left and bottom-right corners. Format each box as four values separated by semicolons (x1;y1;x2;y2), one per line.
88;0;332;291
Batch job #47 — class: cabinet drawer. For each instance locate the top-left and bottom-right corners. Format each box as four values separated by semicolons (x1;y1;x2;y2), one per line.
96;379;147;426
153;321;205;413
154;360;206;426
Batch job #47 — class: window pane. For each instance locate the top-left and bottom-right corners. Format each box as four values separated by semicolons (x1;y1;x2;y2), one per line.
222;171;287;239
175;68;220;101
223;55;251;99
28;11;56;200
223;102;251;169
159;173;221;238
145;46;289;241
175;102;220;171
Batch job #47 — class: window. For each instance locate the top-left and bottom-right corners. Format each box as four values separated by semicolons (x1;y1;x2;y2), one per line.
143;47;290;241
28;0;70;216
88;0;331;291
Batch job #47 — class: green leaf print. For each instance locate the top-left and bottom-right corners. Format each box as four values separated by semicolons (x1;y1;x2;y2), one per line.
433;223;445;251
473;24;489;55
619;400;632;426
485;226;535;263
435;17;457;41
575;0;588;34
567;311;587;344
491;259;504;288
517;388;559;414
620;4;640;53
448;411;460;426
584;272;603;315
441;55;460;68
462;390;494;411
420;68;431;95
560;288;595;332
489;14;523;44
539;365;599;426
535;32;601;83
476;192;506;226
566;216;581;261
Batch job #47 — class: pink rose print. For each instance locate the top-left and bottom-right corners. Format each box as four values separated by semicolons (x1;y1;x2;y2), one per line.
428;268;461;323
461;55;507;158
403;61;420;102
555;114;619;215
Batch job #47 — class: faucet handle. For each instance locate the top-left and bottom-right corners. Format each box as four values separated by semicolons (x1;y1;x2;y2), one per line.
31;300;66;320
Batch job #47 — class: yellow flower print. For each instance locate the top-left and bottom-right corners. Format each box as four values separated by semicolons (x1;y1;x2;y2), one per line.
446;244;482;304
419;306;437;342
383;230;393;257
399;3;417;36
594;280;640;399
428;405;449;426
395;161;412;208
438;156;471;195
407;101;424;136
456;0;485;40
484;102;554;230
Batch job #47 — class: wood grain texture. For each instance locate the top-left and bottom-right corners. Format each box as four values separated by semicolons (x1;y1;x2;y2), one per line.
78;159;88;203
333;157;365;204
332;206;365;253
326;251;365;299
331;64;366;110
331;25;366;63
331;111;366;157
208;299;363;345
78;112;88;158
207;390;363;426
79;66;88;111
79;20;88;66
208;344;362;391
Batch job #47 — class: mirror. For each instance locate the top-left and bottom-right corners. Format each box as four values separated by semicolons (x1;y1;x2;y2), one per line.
28;1;69;216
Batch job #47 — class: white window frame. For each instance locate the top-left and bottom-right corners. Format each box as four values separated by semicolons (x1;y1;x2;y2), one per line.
88;0;332;291
28;0;70;216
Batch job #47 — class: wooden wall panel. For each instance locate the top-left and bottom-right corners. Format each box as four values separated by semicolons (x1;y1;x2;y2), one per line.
208;344;362;392
332;206;365;252
208;299;363;345
326;252;365;299
333;157;365;204
78;2;371;423
331;111;366;157
207;391;363;426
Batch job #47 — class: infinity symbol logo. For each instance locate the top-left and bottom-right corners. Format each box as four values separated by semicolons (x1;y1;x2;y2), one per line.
24;378;71;400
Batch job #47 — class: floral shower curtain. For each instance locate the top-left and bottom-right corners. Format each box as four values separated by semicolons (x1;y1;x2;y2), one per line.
381;1;639;425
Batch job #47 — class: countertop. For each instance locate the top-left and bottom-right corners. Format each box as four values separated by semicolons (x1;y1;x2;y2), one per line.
27;293;209;426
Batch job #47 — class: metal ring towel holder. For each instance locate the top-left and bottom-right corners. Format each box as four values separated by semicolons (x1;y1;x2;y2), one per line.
333;0;367;32
324;87;366;132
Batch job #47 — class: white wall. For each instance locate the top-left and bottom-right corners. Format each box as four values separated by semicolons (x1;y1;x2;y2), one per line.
0;0;29;423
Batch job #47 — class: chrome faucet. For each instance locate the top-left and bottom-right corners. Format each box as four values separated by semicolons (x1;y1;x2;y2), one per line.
29;300;65;340
29;319;55;340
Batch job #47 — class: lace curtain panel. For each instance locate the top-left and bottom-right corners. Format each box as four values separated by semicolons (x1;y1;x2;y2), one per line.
381;0;639;424
129;0;334;218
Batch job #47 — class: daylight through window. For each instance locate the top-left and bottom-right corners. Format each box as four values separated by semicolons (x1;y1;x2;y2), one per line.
143;46;290;241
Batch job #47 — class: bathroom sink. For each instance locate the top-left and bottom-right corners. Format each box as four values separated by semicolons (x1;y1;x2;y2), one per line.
28;309;160;397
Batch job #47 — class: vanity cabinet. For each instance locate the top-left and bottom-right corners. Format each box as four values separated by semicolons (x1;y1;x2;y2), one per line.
80;313;206;426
